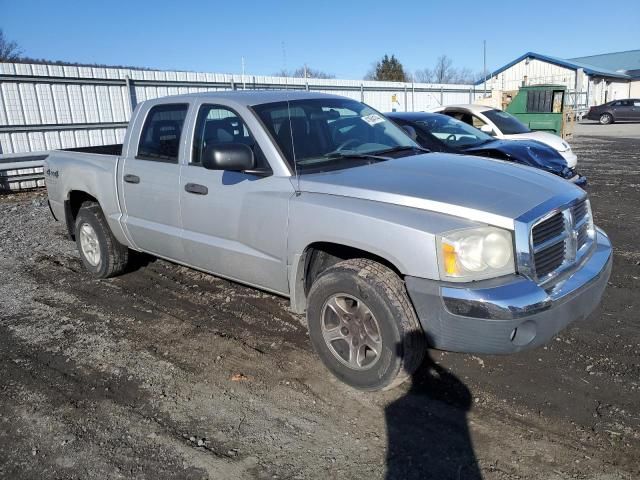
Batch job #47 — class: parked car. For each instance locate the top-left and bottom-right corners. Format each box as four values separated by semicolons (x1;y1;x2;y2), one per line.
585;99;640;124
44;91;612;391
431;104;577;168
386;112;586;187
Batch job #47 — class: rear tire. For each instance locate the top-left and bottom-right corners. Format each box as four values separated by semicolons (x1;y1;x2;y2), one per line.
75;202;129;278
306;258;426;391
599;113;613;125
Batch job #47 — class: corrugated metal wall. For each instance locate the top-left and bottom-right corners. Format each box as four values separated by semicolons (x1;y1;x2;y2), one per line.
0;62;481;155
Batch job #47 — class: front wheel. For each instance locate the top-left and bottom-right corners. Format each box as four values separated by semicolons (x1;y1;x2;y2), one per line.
599;113;613;125
306;258;426;391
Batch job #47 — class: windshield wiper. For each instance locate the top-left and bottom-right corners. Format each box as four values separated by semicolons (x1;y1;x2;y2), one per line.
370;145;431;155
323;151;391;162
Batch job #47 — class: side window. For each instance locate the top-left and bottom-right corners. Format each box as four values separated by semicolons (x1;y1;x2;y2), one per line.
192;105;268;168
137;104;188;163
447;112;471;124
634;100;640;107
612;101;622;107
471;115;487;129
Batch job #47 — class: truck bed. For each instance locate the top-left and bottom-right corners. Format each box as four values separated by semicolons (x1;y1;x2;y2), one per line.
0;144;123;193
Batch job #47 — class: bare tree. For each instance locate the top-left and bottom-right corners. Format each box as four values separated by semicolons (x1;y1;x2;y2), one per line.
414;68;434;83
0;29;22;61
415;55;479;84
273;65;335;79
433;55;454;83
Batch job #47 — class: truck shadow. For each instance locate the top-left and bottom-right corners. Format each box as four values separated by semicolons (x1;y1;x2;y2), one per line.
385;332;482;479
123;250;156;274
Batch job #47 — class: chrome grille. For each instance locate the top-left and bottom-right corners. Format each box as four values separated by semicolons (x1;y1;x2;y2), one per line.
530;198;594;283
572;200;588;224
532;212;564;245
531;212;567;278
534;240;566;277
572;199;591;251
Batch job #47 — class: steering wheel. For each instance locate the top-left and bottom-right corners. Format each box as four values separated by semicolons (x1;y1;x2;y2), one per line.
334;138;361;152
446;134;457;142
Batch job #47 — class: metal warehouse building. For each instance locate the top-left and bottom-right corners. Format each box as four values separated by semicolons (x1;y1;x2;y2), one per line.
480;49;640;111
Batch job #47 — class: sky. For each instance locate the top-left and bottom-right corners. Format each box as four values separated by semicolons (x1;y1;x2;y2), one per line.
2;0;639;79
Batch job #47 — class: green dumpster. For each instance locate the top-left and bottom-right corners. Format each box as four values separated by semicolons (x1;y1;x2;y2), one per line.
505;85;565;136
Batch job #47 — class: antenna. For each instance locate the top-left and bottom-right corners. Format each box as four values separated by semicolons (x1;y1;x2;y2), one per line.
286;100;301;193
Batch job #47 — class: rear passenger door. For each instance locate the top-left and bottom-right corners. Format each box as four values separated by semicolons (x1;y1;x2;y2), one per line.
179;103;291;293
120;103;188;261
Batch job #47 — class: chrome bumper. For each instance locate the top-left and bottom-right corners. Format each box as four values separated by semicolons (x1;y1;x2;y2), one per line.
406;228;612;354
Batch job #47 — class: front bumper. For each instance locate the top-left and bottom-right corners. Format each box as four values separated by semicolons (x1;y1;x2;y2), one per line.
559;149;578;169
406;229;612;354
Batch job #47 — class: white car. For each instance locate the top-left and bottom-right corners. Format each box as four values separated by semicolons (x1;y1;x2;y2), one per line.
431;104;577;168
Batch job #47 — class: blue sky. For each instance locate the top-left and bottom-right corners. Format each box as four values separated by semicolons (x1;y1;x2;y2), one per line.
2;0;639;79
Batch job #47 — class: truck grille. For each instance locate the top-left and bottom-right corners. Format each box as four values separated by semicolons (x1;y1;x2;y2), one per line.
530;198;593;282
532;212;567;277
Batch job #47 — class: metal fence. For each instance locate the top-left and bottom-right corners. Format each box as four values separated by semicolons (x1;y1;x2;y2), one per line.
0;62;483;155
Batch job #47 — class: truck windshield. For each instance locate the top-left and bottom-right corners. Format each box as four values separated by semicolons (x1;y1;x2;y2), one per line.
252;98;418;173
483;109;531;135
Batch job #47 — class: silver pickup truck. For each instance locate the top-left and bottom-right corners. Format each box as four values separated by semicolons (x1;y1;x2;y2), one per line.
44;91;612;391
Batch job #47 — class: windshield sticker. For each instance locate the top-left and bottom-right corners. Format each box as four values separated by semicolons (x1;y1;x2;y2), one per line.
361;114;385;126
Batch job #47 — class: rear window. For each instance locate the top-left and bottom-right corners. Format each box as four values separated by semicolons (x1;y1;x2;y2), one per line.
137;104;188;162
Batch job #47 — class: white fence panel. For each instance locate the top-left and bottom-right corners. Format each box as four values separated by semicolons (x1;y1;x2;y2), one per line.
0;61;483;155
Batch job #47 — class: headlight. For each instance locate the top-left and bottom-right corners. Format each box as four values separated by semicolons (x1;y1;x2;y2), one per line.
437;226;515;281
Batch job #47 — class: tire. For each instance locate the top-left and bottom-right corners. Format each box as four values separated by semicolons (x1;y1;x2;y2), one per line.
74;202;129;278
599;113;613;125
306;258;426;391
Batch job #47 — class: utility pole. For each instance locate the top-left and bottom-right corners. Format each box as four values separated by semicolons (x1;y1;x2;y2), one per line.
483;40;487;95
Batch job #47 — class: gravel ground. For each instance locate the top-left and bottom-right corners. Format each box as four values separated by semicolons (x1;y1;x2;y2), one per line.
0;133;638;479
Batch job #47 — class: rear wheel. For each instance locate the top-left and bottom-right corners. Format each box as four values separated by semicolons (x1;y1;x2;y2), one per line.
75;202;129;278
599;113;613;125
306;258;426;391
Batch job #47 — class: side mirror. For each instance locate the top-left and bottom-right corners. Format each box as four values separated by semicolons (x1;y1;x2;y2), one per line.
401;125;418;141
202;143;255;171
480;124;495;135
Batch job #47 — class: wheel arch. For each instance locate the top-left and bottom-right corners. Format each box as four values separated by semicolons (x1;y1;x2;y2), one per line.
64;190;99;239
289;241;404;314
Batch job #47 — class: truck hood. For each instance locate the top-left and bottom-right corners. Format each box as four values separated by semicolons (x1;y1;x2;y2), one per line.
502;131;571;153
297;153;581;230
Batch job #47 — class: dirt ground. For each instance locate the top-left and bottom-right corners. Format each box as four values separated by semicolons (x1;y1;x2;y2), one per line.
1;131;639;479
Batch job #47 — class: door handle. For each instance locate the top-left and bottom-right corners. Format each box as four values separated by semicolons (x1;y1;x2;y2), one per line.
184;183;208;195
124;174;140;184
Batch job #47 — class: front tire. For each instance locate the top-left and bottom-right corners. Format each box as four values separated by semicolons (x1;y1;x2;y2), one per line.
75;202;129;278
306;258;426;391
599;113;613;125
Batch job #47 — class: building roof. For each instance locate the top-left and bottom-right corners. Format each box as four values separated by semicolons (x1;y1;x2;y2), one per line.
476;51;634;85
569;49;640;74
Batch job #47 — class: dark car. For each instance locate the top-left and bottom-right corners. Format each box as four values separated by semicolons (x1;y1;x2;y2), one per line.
386;112;586;188
585;99;640;124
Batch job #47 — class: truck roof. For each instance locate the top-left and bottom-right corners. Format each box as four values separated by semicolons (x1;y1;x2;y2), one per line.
141;90;348;107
